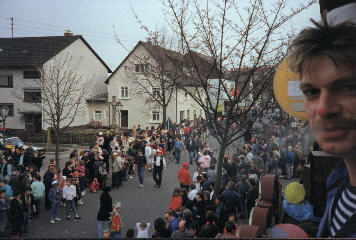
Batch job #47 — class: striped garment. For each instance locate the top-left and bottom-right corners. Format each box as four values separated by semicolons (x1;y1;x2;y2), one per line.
330;185;356;237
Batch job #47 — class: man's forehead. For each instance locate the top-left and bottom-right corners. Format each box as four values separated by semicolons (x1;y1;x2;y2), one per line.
301;57;356;86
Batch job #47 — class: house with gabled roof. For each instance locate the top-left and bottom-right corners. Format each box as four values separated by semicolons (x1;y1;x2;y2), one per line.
0;33;112;133
89;41;207;129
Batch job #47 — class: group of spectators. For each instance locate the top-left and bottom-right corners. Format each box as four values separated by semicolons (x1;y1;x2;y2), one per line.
145;109;313;239
0;109;312;238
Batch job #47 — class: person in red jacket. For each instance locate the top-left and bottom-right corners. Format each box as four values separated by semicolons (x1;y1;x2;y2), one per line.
168;188;182;212
91;178;100;192
178;162;191;190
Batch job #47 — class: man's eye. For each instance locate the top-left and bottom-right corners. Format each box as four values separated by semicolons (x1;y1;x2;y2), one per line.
335;84;356;94
302;88;320;97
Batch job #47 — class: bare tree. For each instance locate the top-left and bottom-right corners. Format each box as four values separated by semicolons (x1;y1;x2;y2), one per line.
162;0;316;195
13;53;93;168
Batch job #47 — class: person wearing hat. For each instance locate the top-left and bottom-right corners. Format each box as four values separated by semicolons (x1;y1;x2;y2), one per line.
152;148;166;188
48;180;61;224
288;1;356;237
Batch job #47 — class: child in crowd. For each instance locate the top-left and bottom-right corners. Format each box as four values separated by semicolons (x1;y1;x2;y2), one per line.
111;202;122;239
60;176;66;207
74;178;83;205
48;180;61;224
99;162;108;189
75;160;86;196
91;178;100;193
136;221;150;238
62;178;81;220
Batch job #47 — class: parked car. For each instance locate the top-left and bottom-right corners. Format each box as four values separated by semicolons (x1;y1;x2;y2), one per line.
0;136;46;156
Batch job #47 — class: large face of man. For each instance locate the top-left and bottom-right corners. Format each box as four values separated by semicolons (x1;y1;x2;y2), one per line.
300;56;356;156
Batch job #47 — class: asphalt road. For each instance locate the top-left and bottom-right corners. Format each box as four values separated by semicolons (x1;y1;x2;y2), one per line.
26;133;294;238
26;148;198;238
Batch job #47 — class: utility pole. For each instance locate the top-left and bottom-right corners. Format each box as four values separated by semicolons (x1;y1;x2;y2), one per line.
10;17;14;38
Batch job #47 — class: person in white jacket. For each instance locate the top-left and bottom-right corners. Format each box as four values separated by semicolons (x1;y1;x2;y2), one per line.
136;221;150;238
144;141;152;171
63;178;81;220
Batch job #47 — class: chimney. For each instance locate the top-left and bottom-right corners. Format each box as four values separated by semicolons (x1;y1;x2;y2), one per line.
64;30;73;37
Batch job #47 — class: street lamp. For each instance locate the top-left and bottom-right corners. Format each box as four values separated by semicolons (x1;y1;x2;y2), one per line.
0;105;9;146
116;100;123;129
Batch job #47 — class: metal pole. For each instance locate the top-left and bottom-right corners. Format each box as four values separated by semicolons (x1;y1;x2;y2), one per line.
10;17;14;38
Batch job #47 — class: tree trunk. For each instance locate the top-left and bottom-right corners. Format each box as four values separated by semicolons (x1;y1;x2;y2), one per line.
46;127;51;151
162;106;167;129
214;142;227;198
55;131;60;169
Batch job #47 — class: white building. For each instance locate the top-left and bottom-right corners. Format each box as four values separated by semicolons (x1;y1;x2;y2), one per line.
0;34;112;132
89;41;206;129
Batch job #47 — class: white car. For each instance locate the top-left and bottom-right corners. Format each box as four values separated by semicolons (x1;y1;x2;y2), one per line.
0;137;46;156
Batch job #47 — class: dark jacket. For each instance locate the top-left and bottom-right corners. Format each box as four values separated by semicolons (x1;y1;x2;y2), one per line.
134;155;147;167
317;162;356;238
8;198;24;225
220;190;240;211
97;192;112;221
43;170;55;188
186;140;196;152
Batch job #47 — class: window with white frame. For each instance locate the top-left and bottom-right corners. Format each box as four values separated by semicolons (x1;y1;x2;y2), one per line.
187;110;190;120
152;111;160;121
104;110;109;119
152;88;160;99
120;86;129;98
94;111;102;121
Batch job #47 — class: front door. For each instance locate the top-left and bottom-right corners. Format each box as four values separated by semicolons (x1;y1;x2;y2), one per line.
120;110;128;128
24;114;42;133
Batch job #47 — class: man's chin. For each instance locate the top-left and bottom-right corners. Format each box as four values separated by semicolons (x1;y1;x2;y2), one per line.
317;141;356;157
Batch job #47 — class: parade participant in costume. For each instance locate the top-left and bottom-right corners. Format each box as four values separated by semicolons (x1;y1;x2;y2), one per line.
111;201;122;239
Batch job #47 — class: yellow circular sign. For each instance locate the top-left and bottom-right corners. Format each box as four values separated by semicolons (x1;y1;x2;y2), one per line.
273;57;307;120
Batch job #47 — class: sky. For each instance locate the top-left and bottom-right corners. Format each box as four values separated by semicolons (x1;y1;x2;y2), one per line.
0;0;320;71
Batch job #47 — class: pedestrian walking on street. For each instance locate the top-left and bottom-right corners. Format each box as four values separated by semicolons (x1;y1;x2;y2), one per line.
134;150;147;188
97;186;112;238
174;137;184;164
152;149;166;188
178;162;191;190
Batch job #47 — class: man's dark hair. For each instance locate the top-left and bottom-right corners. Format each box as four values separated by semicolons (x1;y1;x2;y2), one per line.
126;229;134;238
225;221;237;233
154;217;166;232
288;21;356;76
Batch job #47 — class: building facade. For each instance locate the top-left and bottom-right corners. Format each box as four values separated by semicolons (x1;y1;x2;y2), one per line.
0;34;111;132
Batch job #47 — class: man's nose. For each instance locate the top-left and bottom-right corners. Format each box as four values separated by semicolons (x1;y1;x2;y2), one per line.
317;90;342;117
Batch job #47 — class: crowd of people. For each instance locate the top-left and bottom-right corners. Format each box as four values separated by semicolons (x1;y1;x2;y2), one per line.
0;110;312;238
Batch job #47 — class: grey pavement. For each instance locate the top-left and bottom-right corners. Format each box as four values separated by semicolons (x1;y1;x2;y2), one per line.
26;149;198;238
26;133;293;238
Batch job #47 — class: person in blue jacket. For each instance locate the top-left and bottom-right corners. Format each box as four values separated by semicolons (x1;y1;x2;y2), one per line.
288;1;356;237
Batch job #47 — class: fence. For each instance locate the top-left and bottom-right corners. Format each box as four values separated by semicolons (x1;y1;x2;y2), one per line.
20;132;96;145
